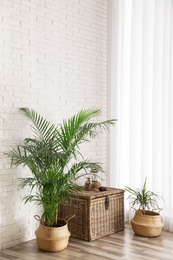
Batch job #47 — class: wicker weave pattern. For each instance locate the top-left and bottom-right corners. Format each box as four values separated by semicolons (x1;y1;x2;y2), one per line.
59;198;88;240
58;188;124;241
89;194;124;240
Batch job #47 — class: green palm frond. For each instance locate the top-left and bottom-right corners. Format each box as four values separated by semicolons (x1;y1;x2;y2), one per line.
66;160;104;181
20;108;53;139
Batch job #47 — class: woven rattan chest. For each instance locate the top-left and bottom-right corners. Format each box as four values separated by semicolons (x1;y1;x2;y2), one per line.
58;187;124;241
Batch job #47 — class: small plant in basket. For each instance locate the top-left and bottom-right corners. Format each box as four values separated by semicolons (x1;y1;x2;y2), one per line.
125;178;164;237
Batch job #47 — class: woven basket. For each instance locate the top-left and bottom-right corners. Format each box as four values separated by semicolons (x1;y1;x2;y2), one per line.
58;187;124;241
35;215;74;252
131;210;163;237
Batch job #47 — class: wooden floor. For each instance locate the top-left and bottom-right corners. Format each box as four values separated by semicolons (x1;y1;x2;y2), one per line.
0;224;173;260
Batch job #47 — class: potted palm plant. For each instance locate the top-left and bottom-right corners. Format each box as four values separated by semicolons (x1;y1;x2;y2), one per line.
125;178;164;237
7;107;116;251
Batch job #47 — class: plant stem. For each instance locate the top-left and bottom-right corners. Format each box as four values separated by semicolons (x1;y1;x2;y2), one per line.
53;205;58;227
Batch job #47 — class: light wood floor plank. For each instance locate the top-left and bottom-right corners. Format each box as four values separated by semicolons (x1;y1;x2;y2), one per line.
1;224;172;260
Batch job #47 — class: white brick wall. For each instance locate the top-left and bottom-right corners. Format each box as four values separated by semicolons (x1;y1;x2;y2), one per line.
0;0;108;249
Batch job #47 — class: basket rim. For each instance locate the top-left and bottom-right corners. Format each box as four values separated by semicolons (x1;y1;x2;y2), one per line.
136;210;160;216
39;218;68;230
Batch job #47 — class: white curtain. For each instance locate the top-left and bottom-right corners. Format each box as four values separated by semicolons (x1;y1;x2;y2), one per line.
109;0;173;231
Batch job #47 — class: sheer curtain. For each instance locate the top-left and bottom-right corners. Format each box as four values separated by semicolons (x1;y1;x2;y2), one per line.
109;0;173;231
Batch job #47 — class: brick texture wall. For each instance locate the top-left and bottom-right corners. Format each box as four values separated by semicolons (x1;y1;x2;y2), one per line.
0;0;108;249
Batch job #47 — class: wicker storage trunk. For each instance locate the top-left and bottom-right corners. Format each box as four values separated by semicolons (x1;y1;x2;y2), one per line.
58;187;124;241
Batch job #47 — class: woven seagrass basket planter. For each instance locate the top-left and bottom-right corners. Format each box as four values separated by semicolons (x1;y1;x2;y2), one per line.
131;210;163;237
35;216;74;252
